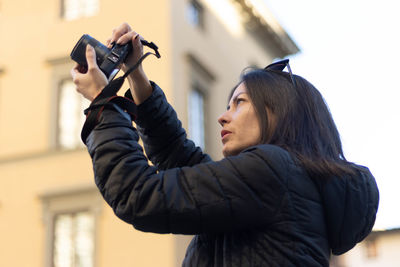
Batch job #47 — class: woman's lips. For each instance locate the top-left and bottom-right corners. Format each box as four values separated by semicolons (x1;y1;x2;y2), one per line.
221;130;232;140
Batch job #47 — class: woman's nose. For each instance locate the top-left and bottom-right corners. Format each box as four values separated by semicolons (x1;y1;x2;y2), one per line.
218;111;230;126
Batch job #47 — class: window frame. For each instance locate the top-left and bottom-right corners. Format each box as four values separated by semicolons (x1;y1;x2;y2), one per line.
47;57;89;151
56;78;90;150
186;55;215;152
40;184;102;267
186;0;205;29
188;83;206;150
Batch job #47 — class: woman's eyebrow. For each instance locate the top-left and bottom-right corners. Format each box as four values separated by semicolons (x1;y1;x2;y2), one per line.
227;92;248;110
231;92;247;102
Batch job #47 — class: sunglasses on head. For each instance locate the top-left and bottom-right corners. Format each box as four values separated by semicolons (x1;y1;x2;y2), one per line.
264;59;296;86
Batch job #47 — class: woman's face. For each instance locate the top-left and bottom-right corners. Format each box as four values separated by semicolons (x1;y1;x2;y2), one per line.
218;83;262;157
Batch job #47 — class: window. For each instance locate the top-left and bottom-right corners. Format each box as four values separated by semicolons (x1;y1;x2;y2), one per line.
186;55;215;151
57;79;90;149
53;211;94;267
61;0;99;21
47;57;90;150
40;185;102;267
188;87;205;149
186;0;204;28
365;239;378;258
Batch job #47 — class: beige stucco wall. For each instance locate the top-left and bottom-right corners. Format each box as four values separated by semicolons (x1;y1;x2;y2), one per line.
0;1;176;266
0;0;295;266
0;0;172;157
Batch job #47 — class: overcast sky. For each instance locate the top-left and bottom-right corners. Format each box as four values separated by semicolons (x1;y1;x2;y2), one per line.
263;0;400;229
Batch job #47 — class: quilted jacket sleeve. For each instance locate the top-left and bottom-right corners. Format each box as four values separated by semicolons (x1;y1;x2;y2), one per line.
134;82;211;170
85;103;291;235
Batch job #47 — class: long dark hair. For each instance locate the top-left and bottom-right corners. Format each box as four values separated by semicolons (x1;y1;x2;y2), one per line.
233;68;356;178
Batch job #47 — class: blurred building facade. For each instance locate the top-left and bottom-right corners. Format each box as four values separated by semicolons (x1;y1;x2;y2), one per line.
0;0;298;266
332;228;400;267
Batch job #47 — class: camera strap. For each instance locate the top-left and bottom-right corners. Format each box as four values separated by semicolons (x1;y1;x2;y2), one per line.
81;42;161;144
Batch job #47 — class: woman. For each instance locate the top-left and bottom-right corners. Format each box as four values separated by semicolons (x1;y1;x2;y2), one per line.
71;23;379;266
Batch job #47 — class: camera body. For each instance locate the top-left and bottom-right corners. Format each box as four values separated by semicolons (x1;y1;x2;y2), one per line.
70;34;132;80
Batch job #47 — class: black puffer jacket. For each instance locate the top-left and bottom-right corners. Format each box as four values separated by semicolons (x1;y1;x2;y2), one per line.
85;82;379;266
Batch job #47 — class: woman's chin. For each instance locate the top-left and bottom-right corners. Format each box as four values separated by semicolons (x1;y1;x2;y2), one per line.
222;146;239;157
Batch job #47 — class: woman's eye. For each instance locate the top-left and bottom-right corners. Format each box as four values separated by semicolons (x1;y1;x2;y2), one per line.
236;98;245;105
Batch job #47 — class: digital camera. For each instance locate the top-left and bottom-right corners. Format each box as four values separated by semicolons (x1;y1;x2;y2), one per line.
70;34;132;80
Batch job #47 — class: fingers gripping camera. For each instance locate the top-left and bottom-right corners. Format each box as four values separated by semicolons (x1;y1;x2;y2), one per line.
70;34;160;81
70;34;132;80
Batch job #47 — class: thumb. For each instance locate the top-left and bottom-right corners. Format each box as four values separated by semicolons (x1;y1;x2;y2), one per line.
86;45;98;69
